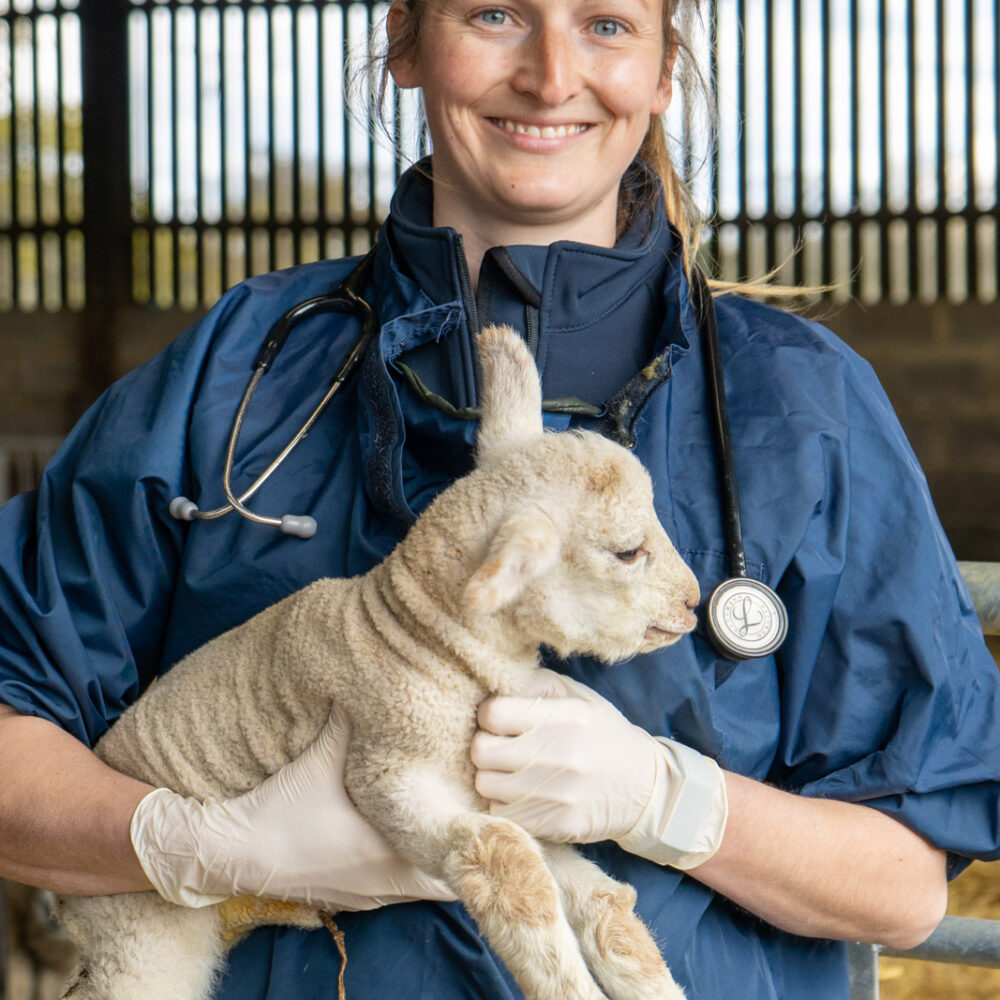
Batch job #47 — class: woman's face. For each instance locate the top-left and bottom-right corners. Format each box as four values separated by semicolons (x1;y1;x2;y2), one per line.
390;0;672;246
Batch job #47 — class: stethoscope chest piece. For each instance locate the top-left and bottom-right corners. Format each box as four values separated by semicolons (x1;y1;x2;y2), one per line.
706;577;788;661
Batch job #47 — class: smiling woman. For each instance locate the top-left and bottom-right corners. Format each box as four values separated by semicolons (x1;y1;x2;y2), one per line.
380;0;706;273
384;0;675;279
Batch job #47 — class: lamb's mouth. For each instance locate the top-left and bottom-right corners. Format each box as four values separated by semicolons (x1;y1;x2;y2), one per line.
489;119;590;138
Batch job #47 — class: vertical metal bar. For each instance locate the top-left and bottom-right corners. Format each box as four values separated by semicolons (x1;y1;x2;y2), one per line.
906;0;918;301
792;0;803;286
821;0;832;289
763;0;775;274
79;0;130;413
56;7;69;307
878;0;890;299
367;2;378;242
266;5;277;272
9;14;21;305
341;2;353;250
242;1;252;239
290;4;302;261
32;12;44;243
317;2;328;235
708;0;720;276
145;4;155;304
220;2;231;289
963;0;975;299
194;1;204;304
995;0;1000;298
849;0;861;298
935;0;946;299
170;6;181;305
736;0;748;280
847;942;881;1000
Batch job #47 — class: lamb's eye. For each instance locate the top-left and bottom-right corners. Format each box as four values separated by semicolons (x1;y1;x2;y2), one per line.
615;548;645;564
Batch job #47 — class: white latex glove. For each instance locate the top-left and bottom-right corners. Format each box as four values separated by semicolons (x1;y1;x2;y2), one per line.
130;706;456;910
472;669;728;869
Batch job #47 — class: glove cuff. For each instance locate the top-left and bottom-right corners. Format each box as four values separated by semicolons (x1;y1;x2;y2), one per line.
130;787;230;908
615;737;728;870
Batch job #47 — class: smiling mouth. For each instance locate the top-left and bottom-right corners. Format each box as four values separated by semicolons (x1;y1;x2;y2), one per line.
489;118;590;139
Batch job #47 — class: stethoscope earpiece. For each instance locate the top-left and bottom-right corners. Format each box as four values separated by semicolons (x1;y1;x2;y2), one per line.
705;577;789;661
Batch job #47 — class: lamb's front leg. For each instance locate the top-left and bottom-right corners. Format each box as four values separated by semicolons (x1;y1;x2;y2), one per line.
541;843;685;1000
352;765;606;1000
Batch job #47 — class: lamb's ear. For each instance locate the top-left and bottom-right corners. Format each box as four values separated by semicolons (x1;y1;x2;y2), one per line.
475;324;544;464
464;508;560;614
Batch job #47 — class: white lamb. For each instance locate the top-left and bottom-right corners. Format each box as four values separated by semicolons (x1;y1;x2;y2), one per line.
57;323;700;1000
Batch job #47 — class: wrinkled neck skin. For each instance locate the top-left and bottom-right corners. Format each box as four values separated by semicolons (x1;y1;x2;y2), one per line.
363;474;540;696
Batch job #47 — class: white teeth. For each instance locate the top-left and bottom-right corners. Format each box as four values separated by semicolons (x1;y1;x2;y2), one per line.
496;119;586;138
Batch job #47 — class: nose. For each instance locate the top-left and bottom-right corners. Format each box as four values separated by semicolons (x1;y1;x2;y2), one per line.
513;26;582;107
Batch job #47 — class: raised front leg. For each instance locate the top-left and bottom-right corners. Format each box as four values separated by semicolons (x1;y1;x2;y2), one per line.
542;843;686;1000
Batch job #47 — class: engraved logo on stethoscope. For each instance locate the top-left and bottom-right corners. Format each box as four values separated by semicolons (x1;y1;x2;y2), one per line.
709;578;787;658
730;596;764;638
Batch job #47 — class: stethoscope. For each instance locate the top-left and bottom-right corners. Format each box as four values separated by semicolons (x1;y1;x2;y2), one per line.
169;252;788;661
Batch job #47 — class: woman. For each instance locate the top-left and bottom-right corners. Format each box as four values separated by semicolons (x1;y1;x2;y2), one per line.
1;0;998;997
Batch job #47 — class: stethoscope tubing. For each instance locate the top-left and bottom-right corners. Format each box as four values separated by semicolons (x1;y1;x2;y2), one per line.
169;252;787;659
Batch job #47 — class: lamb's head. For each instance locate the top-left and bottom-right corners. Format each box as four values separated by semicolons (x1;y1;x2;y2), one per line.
462;325;700;663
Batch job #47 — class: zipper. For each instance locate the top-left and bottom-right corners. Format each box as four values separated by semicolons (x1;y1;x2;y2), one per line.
454;234;480;337
454;234;482;409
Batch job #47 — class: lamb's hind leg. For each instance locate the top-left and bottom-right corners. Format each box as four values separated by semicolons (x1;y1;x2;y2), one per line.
353;766;605;1000
57;892;225;1000
442;812;606;1000
541;843;686;1000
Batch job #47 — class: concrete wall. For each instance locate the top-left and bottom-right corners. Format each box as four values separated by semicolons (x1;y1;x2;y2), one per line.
1;296;998;559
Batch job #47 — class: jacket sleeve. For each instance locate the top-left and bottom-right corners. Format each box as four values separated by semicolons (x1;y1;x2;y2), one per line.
771;342;1000;865
0;275;276;747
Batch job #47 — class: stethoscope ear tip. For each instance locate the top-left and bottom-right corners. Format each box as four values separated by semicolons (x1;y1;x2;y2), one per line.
169;496;199;522
280;514;318;539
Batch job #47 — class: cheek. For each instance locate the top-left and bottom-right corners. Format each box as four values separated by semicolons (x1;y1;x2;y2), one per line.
600;58;672;122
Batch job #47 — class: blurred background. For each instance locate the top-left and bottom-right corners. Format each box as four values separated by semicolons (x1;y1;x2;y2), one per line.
0;1;998;998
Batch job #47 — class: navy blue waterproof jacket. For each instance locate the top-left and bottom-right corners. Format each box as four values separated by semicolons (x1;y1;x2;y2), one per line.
2;163;999;999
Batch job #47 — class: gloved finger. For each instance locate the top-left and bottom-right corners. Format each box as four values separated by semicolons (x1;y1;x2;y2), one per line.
470;730;516;770
488;797;575;844
477;694;583;735
517;669;605;703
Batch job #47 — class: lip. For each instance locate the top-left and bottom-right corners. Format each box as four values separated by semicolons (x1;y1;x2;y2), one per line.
644;610;698;641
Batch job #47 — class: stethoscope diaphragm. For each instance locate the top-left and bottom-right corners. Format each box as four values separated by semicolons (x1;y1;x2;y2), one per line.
706;577;789;661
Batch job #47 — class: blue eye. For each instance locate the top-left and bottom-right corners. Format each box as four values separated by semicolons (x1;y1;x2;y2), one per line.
479;9;508;25
593;19;624;36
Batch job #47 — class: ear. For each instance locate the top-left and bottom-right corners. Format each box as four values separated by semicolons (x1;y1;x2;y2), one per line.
464;508;560;614
386;0;420;89
475;324;544;464
651;40;677;116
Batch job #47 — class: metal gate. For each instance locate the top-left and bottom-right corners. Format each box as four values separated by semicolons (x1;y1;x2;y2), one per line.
3;0;999;317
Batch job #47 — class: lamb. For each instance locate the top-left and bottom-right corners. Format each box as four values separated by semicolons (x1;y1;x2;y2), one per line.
56;323;701;1000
